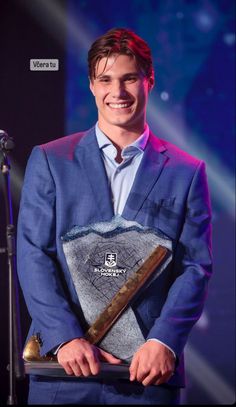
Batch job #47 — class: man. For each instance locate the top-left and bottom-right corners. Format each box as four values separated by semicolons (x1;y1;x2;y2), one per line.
17;28;212;404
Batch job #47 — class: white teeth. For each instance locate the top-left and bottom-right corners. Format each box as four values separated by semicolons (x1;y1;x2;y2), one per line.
109;103;131;108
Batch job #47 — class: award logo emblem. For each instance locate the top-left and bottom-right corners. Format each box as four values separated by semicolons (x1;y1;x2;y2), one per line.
105;253;117;267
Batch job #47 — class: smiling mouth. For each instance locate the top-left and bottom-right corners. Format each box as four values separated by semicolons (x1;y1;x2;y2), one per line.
107;102;133;109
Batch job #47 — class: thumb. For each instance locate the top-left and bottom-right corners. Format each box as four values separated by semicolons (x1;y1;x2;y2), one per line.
98;348;122;364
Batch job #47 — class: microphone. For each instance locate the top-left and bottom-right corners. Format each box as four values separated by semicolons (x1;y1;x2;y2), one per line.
0;129;15;152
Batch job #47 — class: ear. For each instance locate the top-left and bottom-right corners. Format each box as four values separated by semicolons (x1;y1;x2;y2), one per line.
148;77;154;92
89;80;95;96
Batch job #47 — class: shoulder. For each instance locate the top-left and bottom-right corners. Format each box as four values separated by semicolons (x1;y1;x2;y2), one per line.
149;131;203;169
37;127;95;158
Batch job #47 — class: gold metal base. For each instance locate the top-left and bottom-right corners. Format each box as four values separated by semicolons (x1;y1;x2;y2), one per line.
23;335;56;362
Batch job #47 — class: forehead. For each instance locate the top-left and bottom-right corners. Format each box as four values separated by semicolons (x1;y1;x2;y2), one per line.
95;54;140;78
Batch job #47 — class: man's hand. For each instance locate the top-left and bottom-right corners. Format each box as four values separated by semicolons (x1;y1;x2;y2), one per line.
57;338;121;377
129;341;175;386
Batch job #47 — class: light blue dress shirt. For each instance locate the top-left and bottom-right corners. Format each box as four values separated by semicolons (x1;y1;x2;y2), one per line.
95;123;149;215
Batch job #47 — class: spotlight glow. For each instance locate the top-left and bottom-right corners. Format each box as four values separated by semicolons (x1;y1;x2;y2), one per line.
147;99;235;219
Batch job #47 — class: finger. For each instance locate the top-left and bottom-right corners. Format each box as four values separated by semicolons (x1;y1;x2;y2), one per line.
129;357;139;382
58;358;74;376
85;351;100;375
142;372;162;387
62;362;75;376
68;360;83;377
136;367;151;383
154;371;174;386
98;348;122;364
76;358;92;377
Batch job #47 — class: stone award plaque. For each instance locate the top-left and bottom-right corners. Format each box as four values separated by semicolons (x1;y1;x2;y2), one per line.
62;216;172;361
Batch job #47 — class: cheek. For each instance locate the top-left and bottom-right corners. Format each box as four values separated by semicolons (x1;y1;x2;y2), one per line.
138;87;149;104
94;88;106;103
132;84;148;100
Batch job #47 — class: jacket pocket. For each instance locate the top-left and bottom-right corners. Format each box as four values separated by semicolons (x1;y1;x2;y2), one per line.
140;197;184;240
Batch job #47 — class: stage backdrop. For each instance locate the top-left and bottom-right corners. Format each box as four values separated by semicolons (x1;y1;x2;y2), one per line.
0;0;235;404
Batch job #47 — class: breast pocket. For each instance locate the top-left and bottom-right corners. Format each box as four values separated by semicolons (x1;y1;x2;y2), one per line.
140;197;184;241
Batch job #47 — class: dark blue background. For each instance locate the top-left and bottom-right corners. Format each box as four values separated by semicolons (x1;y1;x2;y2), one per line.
0;0;235;404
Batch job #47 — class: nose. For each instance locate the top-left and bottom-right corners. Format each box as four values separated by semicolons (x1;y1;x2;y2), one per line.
111;80;127;98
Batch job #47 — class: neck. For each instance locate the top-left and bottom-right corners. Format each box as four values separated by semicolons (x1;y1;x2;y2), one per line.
97;121;146;150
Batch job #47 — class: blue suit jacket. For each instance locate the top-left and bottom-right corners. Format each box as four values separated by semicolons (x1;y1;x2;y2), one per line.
17;127;212;387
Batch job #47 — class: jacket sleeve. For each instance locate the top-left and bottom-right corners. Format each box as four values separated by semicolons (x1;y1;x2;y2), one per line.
147;160;213;359
17;146;84;355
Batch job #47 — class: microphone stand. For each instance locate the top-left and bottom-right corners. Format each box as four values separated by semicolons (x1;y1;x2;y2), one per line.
0;134;25;405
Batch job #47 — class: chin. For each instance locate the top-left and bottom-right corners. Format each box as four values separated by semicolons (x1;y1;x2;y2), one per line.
109;114;137;126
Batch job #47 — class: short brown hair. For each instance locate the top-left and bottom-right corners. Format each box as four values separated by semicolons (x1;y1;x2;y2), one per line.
88;27;154;84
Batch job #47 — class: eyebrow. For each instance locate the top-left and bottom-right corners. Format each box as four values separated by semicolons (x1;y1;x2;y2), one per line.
96;72;141;80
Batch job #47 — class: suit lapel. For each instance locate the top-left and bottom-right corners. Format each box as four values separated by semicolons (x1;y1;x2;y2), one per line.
122;132;168;220
75;127;114;220
75;128;168;222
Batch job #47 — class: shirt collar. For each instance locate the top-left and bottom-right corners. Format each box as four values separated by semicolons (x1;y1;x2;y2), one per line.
95;122;149;154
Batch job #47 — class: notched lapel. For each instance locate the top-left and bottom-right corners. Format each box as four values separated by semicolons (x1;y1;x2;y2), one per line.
75;128;114;220
122;133;168;220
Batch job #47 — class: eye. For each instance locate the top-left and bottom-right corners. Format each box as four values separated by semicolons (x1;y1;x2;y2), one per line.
98;77;110;83
125;76;138;83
